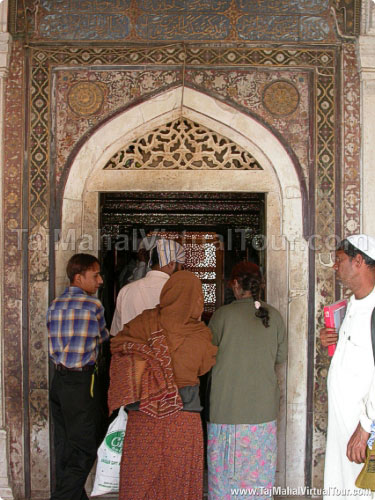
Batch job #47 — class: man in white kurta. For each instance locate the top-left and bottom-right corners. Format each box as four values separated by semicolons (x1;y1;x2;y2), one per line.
321;234;375;500
110;238;185;336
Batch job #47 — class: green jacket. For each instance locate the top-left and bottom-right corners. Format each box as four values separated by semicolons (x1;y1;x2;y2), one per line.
208;298;287;424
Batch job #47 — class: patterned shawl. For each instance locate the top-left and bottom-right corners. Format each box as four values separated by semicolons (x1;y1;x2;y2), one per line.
109;270;217;417
109;327;182;418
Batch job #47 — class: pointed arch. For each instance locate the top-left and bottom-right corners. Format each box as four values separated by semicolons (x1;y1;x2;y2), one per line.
56;86;309;488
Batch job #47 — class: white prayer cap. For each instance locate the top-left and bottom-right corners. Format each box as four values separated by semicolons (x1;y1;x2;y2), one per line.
347;234;375;260
149;239;185;268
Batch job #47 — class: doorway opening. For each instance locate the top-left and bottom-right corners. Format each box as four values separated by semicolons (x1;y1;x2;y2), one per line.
97;191;265;463
99;189;266;459
99;191;266;327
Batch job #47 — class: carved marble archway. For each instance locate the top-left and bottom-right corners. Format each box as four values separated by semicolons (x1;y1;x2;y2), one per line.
56;87;308;488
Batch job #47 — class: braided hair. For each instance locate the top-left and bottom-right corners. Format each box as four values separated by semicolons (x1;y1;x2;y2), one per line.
230;262;270;328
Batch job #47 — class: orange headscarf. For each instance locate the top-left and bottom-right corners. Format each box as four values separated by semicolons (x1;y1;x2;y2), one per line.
109;271;217;414
158;270;207;348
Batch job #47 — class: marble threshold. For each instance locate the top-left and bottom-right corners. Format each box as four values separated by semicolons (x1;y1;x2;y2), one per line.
90;495;321;499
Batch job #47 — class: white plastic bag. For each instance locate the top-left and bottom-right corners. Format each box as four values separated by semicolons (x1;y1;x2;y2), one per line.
91;406;128;496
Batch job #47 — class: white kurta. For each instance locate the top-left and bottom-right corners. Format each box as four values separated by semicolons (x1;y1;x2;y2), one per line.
324;290;375;499
110;270;169;336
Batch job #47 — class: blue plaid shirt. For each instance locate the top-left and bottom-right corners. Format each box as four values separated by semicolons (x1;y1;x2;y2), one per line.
47;286;109;368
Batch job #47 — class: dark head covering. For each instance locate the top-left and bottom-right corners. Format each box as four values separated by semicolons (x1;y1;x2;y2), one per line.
230;261;261;284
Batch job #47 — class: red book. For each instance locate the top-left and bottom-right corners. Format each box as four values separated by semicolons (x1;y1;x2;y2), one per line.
324;299;347;357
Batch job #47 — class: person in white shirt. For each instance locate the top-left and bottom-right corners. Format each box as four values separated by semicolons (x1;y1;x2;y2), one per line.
320;234;375;499
110;238;185;336
125;236;160;284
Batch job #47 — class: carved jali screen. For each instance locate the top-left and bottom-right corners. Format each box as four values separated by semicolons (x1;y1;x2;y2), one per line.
103;118;263;171
144;231;222;314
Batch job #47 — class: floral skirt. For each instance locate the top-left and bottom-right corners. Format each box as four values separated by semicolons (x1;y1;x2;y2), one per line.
207;421;277;500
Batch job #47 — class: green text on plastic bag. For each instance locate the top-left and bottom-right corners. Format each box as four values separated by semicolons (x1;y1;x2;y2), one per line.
105;430;125;454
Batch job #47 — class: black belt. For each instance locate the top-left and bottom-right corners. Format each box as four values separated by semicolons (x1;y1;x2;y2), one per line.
55;364;94;372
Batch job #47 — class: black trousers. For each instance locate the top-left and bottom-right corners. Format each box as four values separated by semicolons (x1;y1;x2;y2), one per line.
50;369;104;500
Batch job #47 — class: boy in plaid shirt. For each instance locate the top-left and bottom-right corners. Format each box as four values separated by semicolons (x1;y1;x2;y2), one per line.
47;253;109;500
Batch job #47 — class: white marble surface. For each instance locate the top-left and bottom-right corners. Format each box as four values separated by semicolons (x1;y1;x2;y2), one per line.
358;20;375;236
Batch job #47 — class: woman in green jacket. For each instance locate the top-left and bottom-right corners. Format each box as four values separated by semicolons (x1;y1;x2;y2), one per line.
207;261;287;500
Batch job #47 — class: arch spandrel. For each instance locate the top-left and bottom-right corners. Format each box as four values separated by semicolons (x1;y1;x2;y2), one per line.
62;87;306;240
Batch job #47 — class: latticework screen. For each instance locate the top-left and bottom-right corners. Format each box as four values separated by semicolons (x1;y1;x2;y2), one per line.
148;231;223;314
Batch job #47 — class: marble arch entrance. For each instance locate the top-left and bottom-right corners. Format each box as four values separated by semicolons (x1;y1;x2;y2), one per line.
55;87;309;488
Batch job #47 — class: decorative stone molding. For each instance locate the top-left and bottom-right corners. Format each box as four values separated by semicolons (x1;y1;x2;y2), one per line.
0;430;14;499
361;0;375;35
0;1;15;496
0;0;8;34
358;34;375;73
0;33;11;77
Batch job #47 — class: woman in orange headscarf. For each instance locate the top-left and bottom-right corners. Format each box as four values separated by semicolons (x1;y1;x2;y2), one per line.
109;270;217;500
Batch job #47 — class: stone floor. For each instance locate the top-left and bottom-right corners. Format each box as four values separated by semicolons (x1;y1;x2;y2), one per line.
86;470;322;499
88;496;317;499
86;463;321;499
87;488;319;499
88;490;316;498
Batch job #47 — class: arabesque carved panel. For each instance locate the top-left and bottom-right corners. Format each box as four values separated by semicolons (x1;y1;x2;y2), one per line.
103;118;263;171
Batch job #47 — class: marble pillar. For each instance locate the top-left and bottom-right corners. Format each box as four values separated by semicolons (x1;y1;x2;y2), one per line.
359;0;375;236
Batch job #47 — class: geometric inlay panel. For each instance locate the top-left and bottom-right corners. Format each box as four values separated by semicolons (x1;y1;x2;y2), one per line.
103;118;263;170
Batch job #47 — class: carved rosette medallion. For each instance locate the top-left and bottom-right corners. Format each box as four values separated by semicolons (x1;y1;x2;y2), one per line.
262;80;300;116
67;81;105;117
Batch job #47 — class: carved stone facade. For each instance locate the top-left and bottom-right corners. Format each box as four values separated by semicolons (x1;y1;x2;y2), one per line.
1;0;374;498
